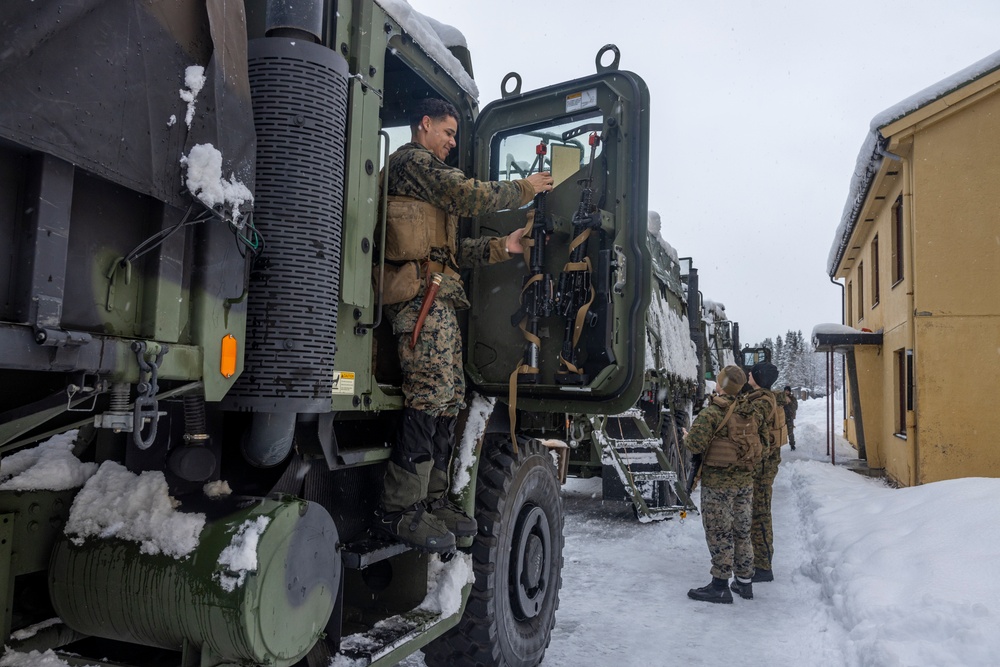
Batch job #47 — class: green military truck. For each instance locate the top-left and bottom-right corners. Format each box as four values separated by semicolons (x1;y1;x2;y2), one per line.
564;235;745;521
0;1;650;665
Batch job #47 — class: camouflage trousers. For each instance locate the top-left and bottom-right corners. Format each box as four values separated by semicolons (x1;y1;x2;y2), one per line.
751;450;781;570
388;297;465;418
700;483;754;580
787;420;796;446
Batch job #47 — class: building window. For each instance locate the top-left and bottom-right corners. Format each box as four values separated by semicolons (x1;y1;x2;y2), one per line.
846;281;853;326
857;262;864;322
895;348;913;436
871;235;880;306
906;349;914;411
891;195;904;285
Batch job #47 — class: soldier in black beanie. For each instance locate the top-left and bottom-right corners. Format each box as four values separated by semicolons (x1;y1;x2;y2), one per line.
745;361;787;583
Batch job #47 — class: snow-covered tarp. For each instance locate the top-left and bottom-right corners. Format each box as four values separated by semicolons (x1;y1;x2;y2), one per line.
827;49;1000;276
0;1;255;211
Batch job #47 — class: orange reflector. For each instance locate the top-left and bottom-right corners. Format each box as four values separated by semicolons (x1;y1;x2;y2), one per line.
220;334;238;378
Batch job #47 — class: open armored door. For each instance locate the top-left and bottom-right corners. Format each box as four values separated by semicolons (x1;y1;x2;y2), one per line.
465;51;651;415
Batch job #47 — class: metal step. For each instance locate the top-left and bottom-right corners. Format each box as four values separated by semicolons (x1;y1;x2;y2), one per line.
629;470;678;483
341;537;410;569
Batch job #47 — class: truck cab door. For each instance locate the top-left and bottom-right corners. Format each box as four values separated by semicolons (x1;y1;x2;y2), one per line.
466;53;651;415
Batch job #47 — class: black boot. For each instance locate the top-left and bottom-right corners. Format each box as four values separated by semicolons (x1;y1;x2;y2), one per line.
427;416;477;538
687;577;733;604
752;568;774;583
375;461;455;553
376;409;456;552
730;577;754;600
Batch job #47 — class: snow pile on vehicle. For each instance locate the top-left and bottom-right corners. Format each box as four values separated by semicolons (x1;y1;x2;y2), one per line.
645;292;699;381
181;143;254;226
452;393;495;491
376;0;478;100
63;461;205;559
0;649;71;667
419;552;475;617
216;516;271;592
203;479;233;498
0;431;96;492
179;65;206;129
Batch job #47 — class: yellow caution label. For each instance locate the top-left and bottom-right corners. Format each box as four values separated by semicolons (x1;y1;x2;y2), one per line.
331;371;355;395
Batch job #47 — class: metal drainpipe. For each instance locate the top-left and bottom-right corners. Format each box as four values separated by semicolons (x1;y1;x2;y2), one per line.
896;147;920;486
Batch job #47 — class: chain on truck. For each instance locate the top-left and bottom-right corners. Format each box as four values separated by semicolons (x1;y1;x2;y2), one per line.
0;1;650;665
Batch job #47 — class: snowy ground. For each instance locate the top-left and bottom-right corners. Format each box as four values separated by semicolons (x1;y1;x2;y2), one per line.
408;394;1000;667
538;396;857;666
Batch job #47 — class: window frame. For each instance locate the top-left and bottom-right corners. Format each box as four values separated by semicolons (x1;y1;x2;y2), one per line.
891;195;904;286
894;347;913;438
846;281;853;327
857;262;864;322
871;234;880;307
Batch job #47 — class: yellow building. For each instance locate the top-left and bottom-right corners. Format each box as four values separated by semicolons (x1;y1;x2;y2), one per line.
824;50;1000;487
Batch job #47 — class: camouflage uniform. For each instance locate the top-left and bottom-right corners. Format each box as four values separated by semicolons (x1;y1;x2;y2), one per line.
384;141;533;417
375;141;535;550
747;388;781;572
684;394;768;581
783;390;798;448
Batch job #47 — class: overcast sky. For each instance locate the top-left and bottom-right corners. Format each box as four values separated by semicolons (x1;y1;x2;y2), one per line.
409;0;1000;347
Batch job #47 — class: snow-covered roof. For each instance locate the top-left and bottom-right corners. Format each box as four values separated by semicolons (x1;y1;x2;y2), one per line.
827;49;1000;277
376;0;479;101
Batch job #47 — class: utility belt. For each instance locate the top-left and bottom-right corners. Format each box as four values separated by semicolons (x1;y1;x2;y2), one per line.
378;253;462;306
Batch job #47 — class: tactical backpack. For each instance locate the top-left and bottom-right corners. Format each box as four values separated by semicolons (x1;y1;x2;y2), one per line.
763;391;789;448
703;394;763;470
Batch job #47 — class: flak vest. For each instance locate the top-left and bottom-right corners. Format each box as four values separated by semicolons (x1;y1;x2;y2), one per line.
376;195;460;304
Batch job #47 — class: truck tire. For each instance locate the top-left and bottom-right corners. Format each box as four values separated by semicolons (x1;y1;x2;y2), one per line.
424;435;564;667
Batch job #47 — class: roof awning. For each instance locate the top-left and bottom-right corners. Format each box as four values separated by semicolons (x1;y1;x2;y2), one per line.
812;323;883;353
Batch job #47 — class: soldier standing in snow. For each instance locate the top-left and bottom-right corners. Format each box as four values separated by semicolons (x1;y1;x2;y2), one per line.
783;385;799;450
683;364;767;603
375;98;554;552
745;362;784;583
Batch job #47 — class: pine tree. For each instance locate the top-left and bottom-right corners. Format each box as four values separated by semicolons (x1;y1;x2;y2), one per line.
774;335;786;386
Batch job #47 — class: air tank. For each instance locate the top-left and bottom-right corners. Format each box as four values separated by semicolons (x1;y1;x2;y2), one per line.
49;496;340;666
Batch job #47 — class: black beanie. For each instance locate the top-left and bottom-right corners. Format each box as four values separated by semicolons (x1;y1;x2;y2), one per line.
750;362;778;390
784;385;792;392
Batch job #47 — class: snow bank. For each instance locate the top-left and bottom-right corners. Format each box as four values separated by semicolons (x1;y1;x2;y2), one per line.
789;462;1000;666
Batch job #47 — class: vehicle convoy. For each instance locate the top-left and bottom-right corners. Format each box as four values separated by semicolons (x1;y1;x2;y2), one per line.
0;1;651;666
564;228;743;521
